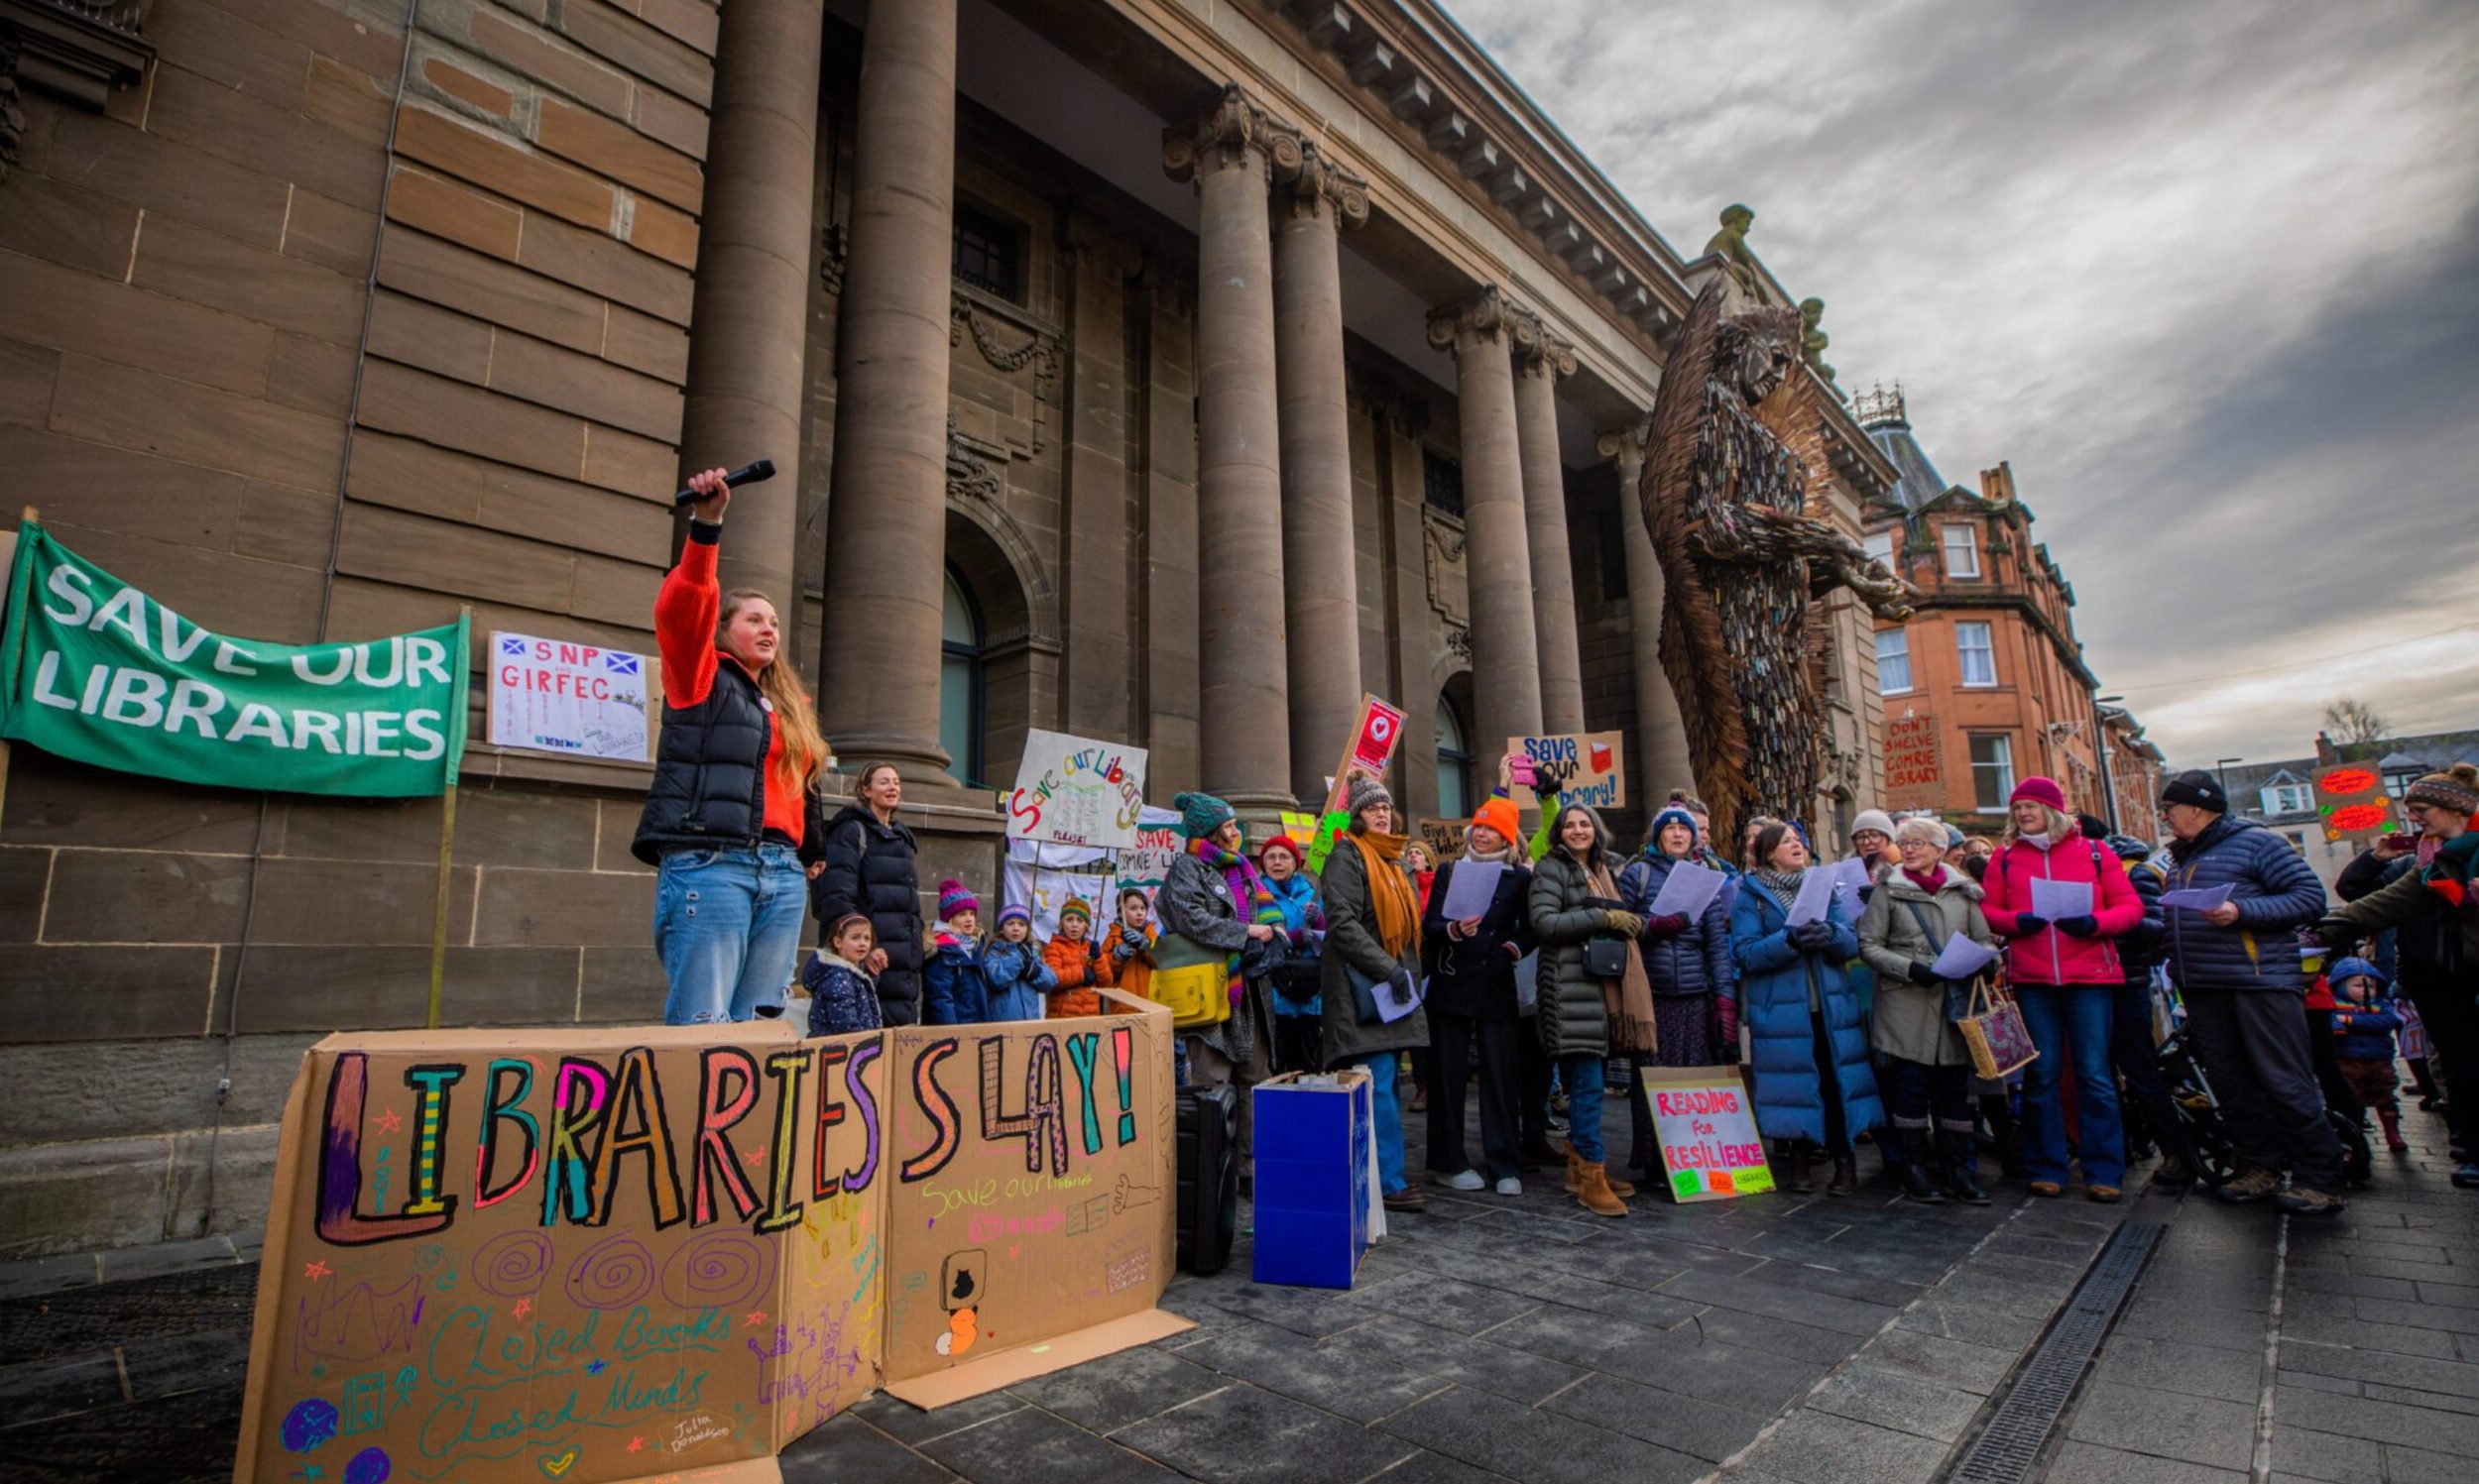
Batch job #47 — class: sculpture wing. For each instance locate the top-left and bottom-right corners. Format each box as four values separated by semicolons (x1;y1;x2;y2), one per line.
1637;281;1750;835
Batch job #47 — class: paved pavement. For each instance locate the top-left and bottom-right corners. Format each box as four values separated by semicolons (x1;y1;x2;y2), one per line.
4;1081;2474;1482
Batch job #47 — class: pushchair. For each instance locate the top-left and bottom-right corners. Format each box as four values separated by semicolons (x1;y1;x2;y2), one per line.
2157;1012;2372;1191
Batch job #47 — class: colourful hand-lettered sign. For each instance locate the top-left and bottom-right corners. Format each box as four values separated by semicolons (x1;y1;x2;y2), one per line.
1638;1066;1775;1202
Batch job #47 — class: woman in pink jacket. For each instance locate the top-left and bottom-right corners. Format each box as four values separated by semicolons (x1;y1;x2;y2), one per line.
1980;777;2143;1200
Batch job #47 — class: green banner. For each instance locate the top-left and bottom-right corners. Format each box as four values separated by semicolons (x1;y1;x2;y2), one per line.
1;521;468;797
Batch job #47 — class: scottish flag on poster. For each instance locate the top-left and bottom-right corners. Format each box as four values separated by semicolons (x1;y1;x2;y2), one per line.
486;629;653;763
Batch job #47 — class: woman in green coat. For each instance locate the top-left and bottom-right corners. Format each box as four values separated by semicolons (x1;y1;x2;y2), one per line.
1320;773;1431;1211
1857;816;1997;1205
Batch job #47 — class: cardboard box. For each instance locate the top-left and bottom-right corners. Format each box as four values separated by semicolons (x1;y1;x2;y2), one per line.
231;991;1189;1483
1249;1071;1376;1289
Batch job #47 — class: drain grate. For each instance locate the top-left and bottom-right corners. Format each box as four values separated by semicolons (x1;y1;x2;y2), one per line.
1947;1220;2164;1484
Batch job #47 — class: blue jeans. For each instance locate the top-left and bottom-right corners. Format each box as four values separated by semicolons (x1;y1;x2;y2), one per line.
655;843;807;1025
2015;983;2125;1188
1353;1052;1408;1196
1557;1053;1607;1164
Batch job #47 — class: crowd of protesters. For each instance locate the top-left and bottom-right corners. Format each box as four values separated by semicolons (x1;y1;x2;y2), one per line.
643;482;2476;1218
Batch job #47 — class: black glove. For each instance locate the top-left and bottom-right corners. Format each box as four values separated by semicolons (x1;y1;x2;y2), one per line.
2311;916;2360;951
2056;915;2099;938
1790;921;1836;951
2011;914;2049;935
1909;962;1944;988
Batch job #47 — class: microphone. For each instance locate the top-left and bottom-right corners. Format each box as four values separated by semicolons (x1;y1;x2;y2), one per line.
672;458;777;508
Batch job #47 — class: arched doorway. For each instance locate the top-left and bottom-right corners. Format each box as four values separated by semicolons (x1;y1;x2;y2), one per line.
940;567;985;786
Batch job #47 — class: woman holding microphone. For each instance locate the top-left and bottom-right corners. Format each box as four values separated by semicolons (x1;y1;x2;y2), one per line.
633;469;832;1024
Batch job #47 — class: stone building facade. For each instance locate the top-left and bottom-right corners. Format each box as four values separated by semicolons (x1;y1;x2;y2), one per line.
0;0;1891;1255
1859;387;2133;836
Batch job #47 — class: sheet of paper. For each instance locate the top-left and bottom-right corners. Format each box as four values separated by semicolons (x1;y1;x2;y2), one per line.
1831;856;1874;898
1648;860;1725;920
1513;951;1540;1014
2029;877;2094;920
2161;882;2234;912
1930;936;2001;980
1784;867;1838;928
1373;968;1423;1024
1440;859;1506;922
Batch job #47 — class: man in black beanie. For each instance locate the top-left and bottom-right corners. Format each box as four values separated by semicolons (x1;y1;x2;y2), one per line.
2155;769;2344;1213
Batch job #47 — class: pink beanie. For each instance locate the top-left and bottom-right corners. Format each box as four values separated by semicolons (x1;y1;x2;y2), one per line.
2009;776;2067;811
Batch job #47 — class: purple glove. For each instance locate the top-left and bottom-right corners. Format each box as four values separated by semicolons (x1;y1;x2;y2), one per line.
1646;913;1692;938
1714;997;1740;1046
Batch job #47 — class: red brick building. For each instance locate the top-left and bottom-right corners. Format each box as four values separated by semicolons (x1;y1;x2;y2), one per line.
1858;387;2138;836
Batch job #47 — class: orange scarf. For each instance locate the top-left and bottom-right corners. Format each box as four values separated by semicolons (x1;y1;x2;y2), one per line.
1348;829;1423;961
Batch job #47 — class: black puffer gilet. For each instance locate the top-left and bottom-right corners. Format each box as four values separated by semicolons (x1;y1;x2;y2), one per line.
632;657;772;863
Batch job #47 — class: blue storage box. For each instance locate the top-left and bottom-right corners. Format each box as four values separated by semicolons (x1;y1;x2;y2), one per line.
1250;1070;1375;1289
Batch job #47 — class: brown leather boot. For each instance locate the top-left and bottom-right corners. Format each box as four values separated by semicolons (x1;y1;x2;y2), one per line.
1564;1143;1585;1194
1827;1154;1859;1197
1777;1140;1815;1194
1576;1161;1629;1217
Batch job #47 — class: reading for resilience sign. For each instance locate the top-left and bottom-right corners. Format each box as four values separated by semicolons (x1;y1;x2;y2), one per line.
0;520;469;797
1639;1065;1775;1201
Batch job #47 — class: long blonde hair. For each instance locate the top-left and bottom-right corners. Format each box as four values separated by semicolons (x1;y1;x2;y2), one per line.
721;589;827;793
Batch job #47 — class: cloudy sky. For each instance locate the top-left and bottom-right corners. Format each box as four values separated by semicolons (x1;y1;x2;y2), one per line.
1447;0;2479;768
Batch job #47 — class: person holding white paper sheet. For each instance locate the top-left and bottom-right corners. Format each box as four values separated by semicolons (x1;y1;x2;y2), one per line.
1530;804;1653;1216
1615;802;1741;1185
1858;818;1998;1204
1980;777;2143;1201
1421;796;1534;1197
1730;822;1881;1198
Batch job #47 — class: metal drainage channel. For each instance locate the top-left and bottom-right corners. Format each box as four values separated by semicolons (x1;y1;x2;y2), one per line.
1947;1220;2165;1484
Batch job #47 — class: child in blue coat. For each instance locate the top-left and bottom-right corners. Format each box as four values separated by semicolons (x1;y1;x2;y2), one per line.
1729;820;1883;1197
803;914;886;1037
2329;956;2408;1152
981;904;1057;1022
922;878;987;1026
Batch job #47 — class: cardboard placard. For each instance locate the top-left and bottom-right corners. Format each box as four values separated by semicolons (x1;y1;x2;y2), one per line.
1638;1066;1774;1201
487;630;657;765
1884;712;1941;801
1307;694;1408;872
1419;819;1469;865
2312;763;2402;845
1115;807;1183;900
1006;730;1148;850
1505;732;1626;812
233;994;1183;1484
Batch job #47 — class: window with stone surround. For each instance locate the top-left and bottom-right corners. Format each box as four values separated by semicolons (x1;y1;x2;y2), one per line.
1943;523;1981;579
1876;628;1912;693
1437;698;1475;822
952;201;1022;301
1865;529;1895;569
940;568;985;787
1970;734;2016;813
1956;621;1997;687
1423;449;1465;518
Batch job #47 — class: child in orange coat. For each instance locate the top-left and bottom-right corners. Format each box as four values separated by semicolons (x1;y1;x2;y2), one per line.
1042;896;1107;1018
1095;888;1157;1003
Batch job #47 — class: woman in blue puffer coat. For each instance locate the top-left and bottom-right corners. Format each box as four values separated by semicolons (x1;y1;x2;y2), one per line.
1731;819;1882;1196
1616;801;1737;1183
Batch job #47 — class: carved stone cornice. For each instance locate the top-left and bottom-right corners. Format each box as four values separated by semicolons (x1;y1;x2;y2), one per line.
1425;285;1513;355
1510;310;1577;382
1162;81;1303;185
1273;140;1370;229
1;0;154;183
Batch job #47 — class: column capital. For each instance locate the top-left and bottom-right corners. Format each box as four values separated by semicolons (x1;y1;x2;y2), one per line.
1594;417;1652;465
1274;140;1371;228
1426;285;1514;355
1511;310;1578;382
1164;81;1304;185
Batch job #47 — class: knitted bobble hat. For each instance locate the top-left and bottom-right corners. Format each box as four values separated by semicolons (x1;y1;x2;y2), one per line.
1059;896;1092;923
1647;805;1699;850
2406;762;2479;819
936;877;979;922
1345;772;1393;820
996;903;1032;930
1850;808;1896;841
1174;790;1237;841
2008;776;2067;812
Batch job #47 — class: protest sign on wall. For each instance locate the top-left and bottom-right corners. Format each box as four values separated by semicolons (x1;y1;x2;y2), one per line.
2;520;469;796
1006;730;1147;850
1638;1066;1774;1202
2312;762;2402;846
1883;712;1942;803
487;631;655;764
233;997;1181;1483
1506;732;1626;812
1419;819;1469;864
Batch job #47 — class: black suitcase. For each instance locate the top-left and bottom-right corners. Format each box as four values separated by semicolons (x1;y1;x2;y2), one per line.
1174;1084;1240;1276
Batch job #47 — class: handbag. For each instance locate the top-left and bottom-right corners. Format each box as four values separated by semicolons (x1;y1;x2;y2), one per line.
1149;932;1232;1030
1583;937;1629;978
1957;978;2039;1080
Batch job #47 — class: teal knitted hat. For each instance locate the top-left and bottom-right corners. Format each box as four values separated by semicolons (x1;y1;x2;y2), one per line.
1174;791;1236;840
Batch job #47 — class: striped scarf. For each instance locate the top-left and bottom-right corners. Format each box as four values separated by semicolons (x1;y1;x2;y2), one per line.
1194;836;1286;1005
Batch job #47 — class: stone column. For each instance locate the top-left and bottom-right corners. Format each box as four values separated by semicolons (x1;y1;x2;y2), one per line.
1427;288;1541;761
819;0;958;777
677;0;824;618
1271;143;1369;805
1511;316;1585;734
1165;84;1296;812
1598;419;1694;802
